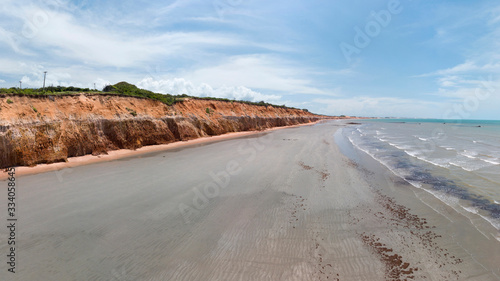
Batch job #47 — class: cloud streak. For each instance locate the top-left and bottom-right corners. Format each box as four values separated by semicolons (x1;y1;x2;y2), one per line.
137;77;281;102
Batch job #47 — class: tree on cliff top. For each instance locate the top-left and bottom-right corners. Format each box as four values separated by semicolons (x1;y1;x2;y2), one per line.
103;81;177;105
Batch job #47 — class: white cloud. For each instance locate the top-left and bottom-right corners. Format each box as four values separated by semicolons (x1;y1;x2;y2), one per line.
31;11;246;67
438;76;459;87
314;97;443;118
182;54;334;96
137;77;281;102
157;0;188;15
436;61;479;75
416;61;500;78
436;76;500;100
0;2;249;68
0;59;50;84
0;27;31;55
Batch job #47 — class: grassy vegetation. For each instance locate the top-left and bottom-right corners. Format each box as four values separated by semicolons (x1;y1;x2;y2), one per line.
125;107;137;117
102;82;181;105
6;98;13;104
0;86;100;96
0;81;303;110
195;96;290;109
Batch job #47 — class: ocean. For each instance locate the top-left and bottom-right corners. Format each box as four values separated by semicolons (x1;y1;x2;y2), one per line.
339;119;500;240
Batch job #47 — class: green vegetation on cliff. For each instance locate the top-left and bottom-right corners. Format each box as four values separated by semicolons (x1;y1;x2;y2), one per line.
102;82;181;105
0;81;298;109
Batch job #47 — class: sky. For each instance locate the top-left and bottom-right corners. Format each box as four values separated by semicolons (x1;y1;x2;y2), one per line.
1;0;500;119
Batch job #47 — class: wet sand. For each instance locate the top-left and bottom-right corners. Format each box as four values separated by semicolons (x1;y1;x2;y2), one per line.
0;121;321;181
1;120;499;280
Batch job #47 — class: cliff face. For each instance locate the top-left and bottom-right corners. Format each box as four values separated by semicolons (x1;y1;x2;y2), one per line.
0;94;326;168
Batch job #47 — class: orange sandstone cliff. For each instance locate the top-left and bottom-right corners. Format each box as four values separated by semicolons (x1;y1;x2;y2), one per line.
0;94;328;168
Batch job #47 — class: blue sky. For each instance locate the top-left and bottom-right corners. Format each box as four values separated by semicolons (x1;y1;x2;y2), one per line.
1;0;500;119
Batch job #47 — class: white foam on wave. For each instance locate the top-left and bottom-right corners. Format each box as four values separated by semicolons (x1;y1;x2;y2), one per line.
425;188;460;209
459;206;496;238
347;136;403;180
404;150;451;168
462;206;479;215
460;150;478;159
449;161;476;172
392;144;412;150
494;235;500;243
414;185;500;239
479;214;500;231
449;159;492;172
404;150;420;157
462;206;500;232
481;158;500;165
406;180;422;188
348;137;377;159
460;154;477;159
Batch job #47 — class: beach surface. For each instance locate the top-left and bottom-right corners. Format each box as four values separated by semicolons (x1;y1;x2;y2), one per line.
0;121;321;181
1;120;499;280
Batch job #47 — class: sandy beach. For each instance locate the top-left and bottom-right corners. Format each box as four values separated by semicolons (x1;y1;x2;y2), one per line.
1;120;499;280
0;120;323;181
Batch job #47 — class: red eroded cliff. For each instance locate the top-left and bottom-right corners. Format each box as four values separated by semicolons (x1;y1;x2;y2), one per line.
0;94;329;168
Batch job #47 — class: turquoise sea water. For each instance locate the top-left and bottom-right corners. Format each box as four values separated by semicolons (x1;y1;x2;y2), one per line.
369;118;500;128
341;119;500;238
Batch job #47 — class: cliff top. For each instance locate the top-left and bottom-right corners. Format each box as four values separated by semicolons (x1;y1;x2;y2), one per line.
0;81;310;112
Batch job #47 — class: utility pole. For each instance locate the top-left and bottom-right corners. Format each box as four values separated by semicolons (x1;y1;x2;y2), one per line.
43;71;47;91
19;81;22;89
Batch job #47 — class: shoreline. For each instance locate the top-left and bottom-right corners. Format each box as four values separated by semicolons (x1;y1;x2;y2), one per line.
0;120;324;180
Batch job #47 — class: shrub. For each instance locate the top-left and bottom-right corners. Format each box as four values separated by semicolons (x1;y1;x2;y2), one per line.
206;107;210;114
126;107;137;117
31;106;38;112
6;99;13;104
